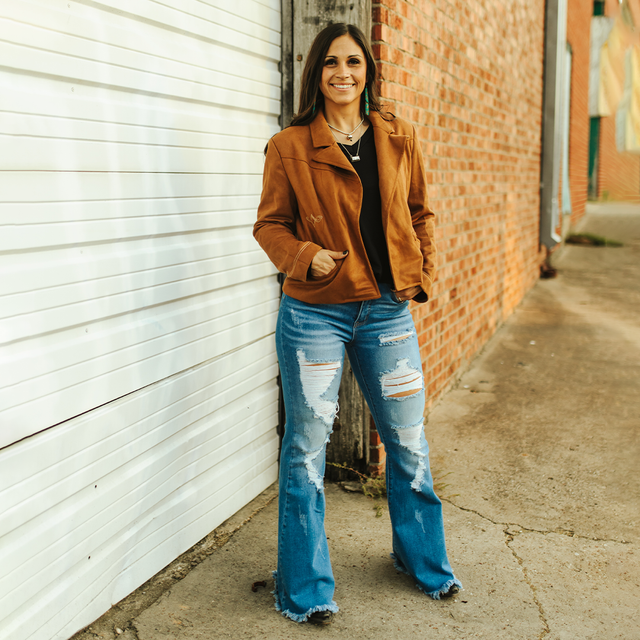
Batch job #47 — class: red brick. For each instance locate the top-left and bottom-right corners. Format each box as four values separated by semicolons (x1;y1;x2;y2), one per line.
371;0;544;412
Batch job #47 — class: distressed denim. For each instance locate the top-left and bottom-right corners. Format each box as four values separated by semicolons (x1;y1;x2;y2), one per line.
274;285;461;622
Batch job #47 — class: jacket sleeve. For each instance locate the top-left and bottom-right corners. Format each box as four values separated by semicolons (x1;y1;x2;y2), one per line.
408;126;437;302
253;139;322;281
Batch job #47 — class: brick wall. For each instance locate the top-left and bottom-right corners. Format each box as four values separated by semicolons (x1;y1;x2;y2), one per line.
567;0;592;225
595;0;640;202
369;0;545;471
598;114;640;201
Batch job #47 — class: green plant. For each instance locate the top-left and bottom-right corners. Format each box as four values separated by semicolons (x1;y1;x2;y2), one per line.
566;233;623;247
329;463;458;514
328;462;386;516
432;470;459;501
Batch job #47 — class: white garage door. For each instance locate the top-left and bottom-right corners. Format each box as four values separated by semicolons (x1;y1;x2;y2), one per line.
0;1;281;639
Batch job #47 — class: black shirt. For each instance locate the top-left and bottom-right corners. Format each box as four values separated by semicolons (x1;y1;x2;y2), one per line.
338;126;394;286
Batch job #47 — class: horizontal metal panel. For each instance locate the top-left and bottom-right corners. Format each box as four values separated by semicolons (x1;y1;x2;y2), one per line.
1;248;270;334
0;229;269;300
2;440;278;639
0;279;280;447
0;2;282;639
0;71;278;144
1;391;278;608
0;339;279;636
0;336;277;498
0;132;268;172
0;171;265;211
0;208;261;254
0;1;280;97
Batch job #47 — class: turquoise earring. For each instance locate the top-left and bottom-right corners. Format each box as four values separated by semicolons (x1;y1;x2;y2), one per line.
312;99;316;114
365;87;370;116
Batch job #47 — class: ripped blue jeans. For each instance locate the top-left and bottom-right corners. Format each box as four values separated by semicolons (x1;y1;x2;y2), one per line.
274;285;461;622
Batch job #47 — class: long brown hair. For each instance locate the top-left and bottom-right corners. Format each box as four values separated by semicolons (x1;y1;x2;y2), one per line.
290;23;385;127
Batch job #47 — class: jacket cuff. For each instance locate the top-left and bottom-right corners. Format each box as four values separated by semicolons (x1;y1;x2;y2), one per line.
413;272;433;303
288;242;322;281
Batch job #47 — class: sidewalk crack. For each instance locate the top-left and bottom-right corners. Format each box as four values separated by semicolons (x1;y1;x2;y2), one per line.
442;499;630;544
504;531;550;640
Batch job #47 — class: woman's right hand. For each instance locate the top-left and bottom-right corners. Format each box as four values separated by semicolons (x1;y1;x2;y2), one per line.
309;249;348;279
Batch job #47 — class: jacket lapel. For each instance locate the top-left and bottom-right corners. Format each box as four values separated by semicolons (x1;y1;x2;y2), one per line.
310;111;357;173
370;112;409;214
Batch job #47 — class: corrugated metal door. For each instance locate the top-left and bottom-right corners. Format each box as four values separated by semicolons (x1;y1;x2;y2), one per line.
0;2;281;639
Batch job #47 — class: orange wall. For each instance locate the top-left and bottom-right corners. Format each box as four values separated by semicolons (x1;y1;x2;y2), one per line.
372;0;544;410
567;0;592;225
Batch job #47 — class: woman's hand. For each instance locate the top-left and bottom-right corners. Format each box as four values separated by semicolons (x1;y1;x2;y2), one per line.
309;249;348;279
394;285;423;302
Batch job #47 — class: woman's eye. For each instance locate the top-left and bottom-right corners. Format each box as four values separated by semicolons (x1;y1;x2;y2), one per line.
348;58;361;65
324;59;336;66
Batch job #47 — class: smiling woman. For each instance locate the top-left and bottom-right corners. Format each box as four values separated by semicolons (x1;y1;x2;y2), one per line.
320;36;367;116
253;22;462;626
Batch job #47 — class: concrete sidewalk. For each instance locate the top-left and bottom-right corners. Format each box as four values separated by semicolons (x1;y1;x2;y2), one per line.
75;205;640;640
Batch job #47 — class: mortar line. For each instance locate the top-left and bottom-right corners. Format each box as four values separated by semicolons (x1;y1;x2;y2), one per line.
442;498;631;544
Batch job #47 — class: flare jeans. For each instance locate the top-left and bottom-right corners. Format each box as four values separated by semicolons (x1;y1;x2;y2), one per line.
273;285;461;622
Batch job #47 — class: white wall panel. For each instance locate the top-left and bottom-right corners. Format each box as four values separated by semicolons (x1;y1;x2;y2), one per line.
0;1;282;639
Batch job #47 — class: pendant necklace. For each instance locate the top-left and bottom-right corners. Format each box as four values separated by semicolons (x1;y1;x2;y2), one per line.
327;118;364;141
339;135;362;163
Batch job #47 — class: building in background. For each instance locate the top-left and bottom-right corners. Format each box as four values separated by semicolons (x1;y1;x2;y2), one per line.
586;0;640;202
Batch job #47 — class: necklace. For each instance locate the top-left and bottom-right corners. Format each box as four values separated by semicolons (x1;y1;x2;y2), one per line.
327;118;364;141
338;135;362;163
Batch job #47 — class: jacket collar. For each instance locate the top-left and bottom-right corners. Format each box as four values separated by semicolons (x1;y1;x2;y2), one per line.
309;110;397;147
309;110;409;210
310;110;354;172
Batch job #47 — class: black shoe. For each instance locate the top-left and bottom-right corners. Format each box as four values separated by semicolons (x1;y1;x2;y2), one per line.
440;585;460;599
307;610;333;625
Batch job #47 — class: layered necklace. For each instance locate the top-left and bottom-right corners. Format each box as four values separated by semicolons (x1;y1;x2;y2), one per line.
339;136;362;163
327;118;364;141
328;118;365;163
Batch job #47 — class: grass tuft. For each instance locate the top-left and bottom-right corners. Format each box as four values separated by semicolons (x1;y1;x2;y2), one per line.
566;233;623;247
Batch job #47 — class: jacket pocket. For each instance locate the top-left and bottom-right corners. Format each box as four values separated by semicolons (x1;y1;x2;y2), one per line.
308;261;341;283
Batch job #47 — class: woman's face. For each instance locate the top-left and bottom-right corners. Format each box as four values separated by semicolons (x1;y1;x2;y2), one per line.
319;35;367;112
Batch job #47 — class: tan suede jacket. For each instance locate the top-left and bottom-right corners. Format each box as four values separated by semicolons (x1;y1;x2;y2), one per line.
253;110;436;304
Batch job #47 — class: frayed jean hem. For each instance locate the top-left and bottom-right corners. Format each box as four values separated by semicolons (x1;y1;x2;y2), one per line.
390;555;462;599
390;552;410;575
419;577;464;600
272;570;339;623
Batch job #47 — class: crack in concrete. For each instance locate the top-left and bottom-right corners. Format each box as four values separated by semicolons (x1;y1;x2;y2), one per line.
444;498;637;640
443;498;551;637
504;532;551;640
443;498;630;544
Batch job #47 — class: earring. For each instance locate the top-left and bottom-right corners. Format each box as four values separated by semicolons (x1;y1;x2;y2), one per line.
365;87;370;116
312;99;316;114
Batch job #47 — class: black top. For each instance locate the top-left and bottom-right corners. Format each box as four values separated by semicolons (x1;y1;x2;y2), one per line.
338;126;394;286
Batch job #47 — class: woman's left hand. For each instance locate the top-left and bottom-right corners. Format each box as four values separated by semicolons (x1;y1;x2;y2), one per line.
394;285;423;302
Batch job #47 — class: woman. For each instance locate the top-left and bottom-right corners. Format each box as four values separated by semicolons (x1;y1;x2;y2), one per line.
253;23;461;625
